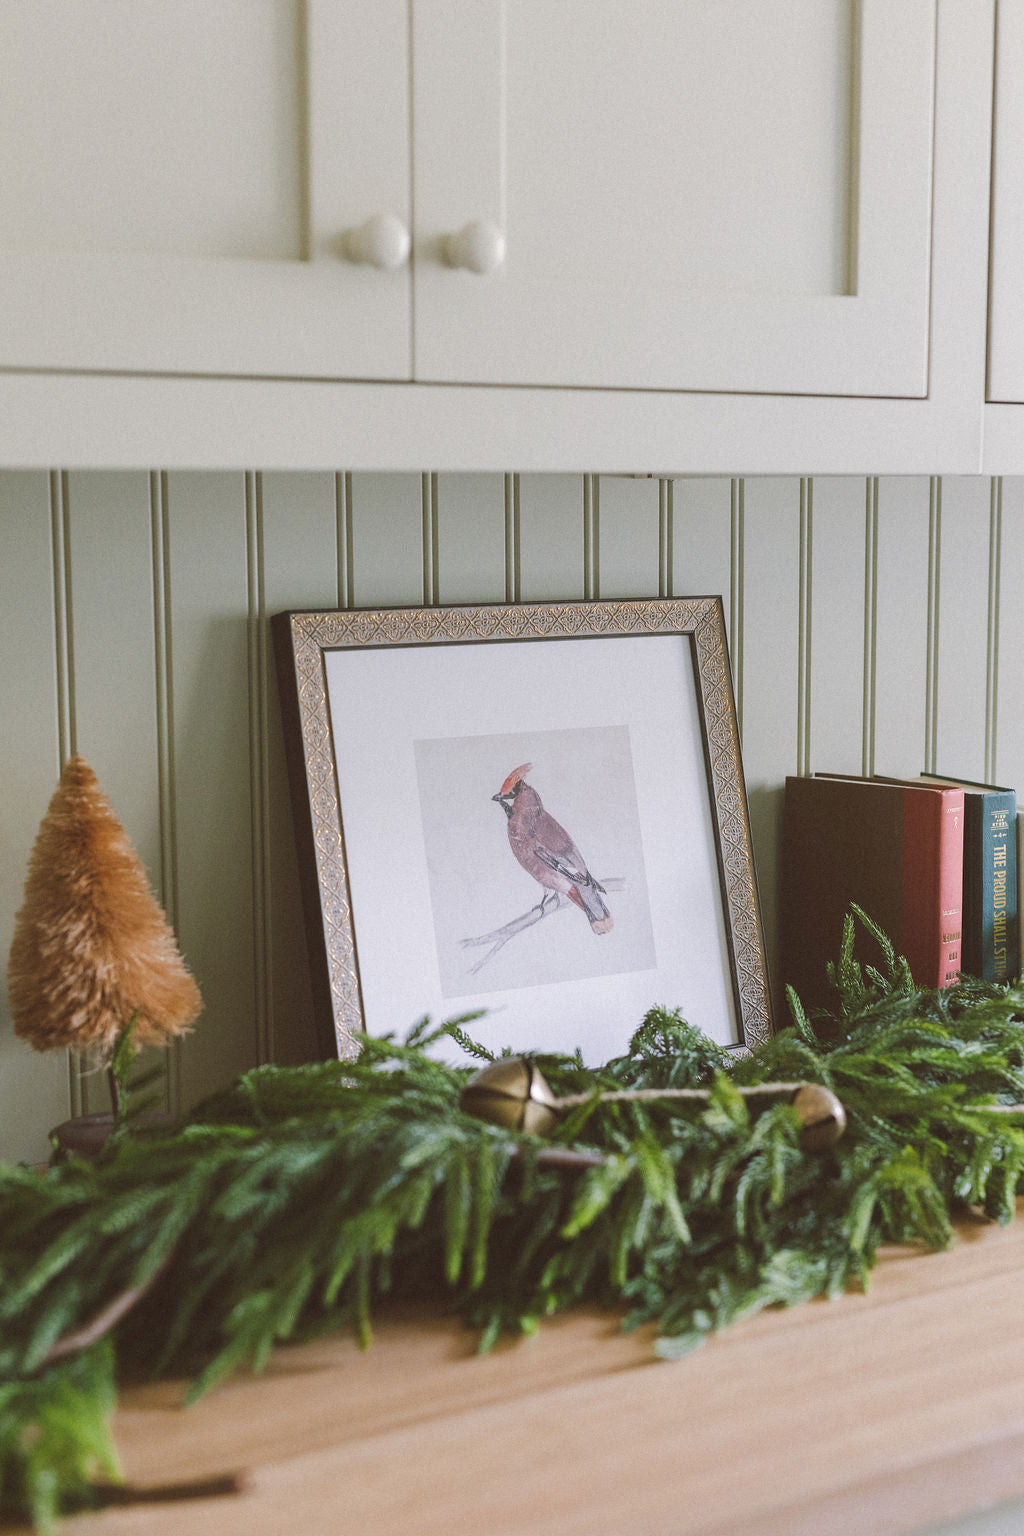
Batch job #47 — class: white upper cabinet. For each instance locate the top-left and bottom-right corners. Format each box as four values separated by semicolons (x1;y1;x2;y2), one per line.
0;1;413;380
412;0;936;397
988;0;1024;403
0;2;1000;471
0;0;935;398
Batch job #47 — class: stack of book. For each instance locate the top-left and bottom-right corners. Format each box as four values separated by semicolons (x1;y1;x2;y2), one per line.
782;773;1020;1010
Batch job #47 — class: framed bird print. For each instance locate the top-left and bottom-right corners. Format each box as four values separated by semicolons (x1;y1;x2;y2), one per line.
273;599;773;1064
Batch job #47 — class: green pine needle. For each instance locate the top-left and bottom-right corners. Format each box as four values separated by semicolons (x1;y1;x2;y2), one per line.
4;908;1024;1530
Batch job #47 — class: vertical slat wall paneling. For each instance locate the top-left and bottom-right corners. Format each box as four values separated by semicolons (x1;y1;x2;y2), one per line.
670;477;734;631
872;478;933;774
246;474;270;1069
505;474;520;604
150;471;182;1110
49;471;75;770
244;472;273;1072
434;473;508;603
0;472;71;1162
925;479;942;773
731;480;745;732
583;476;599;600
670;477;746;737
348;473;427;608
422;473;439;605
994;479;1024;791
796;481;813;779
806;478;873;776
6;470;1021;1159
736;478;802;993
62;472;165;1114
163;473;258;1108
658;480;673;598
51;469;76;1113
863;478;879;777
259;472;345;1066
591;477;662;598
932;477;994;781
516;475;587;601
986;478;1003;788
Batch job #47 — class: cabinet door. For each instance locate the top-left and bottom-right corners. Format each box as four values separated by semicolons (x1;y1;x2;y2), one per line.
413;0;935;396
988;0;1024;402
0;1;411;380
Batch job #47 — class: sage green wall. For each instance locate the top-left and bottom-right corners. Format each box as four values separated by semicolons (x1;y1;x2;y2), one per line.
2;472;1022;1164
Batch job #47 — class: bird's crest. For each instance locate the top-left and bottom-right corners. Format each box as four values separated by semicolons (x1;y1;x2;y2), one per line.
499;763;532;795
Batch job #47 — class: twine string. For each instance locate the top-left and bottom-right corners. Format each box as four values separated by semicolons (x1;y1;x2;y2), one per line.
556;1081;806;1109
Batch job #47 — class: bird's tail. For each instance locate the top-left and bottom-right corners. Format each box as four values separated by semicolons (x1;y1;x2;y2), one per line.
568;882;613;934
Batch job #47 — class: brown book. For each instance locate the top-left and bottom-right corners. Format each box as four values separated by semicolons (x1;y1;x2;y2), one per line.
782;774;965;1011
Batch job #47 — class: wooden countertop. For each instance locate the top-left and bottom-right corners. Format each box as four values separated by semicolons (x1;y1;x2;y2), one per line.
22;1210;1024;1536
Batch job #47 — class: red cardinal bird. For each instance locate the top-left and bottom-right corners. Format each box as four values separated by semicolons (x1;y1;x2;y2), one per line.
492;763;613;934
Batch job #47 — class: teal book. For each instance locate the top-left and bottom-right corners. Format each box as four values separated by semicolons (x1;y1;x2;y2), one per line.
921;776;1019;982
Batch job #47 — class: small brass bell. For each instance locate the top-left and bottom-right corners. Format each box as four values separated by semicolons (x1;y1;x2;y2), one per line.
460;1058;561;1136
790;1083;846;1150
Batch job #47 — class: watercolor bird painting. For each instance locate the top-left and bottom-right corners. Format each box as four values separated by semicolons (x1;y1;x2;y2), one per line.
492;763;613;934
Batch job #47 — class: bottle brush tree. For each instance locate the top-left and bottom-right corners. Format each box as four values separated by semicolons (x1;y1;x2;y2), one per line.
6;755;202;1120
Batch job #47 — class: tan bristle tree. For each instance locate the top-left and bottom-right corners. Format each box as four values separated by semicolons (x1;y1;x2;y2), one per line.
6;756;202;1061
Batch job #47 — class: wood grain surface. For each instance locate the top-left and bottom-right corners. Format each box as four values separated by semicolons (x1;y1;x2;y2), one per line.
19;1207;1024;1536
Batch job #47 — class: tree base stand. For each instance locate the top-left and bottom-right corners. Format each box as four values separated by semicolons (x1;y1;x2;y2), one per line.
49;1109;174;1161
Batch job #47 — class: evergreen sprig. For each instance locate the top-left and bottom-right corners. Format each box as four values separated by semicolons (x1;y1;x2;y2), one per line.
4;911;1024;1530
0;1343;119;1534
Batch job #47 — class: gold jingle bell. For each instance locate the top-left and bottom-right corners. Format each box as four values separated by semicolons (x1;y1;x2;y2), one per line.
460;1058;561;1136
790;1083;846;1150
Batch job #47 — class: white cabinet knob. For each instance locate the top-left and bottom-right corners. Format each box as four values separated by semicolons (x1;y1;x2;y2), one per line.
343;214;411;271
444;219;506;274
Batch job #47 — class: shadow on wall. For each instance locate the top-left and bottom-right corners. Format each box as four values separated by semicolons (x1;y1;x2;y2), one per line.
169;614;322;1111
744;782;785;1021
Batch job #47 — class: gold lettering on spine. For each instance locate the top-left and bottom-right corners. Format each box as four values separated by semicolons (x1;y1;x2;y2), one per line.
992;834;1010;978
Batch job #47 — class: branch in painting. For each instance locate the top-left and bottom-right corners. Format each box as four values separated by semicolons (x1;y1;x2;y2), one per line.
460;877;625;974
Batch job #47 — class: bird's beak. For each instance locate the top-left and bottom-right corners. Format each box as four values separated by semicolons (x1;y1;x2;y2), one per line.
491;792;502;803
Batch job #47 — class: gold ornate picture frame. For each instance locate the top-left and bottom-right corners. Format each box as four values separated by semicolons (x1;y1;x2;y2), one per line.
273;599;772;1062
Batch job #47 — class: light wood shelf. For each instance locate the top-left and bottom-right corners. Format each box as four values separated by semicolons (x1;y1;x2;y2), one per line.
29;1208;1024;1536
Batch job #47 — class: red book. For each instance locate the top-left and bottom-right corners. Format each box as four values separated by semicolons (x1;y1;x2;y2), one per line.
782;774;965;1010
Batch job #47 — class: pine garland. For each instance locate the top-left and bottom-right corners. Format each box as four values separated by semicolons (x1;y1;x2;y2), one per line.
4;909;1024;1531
